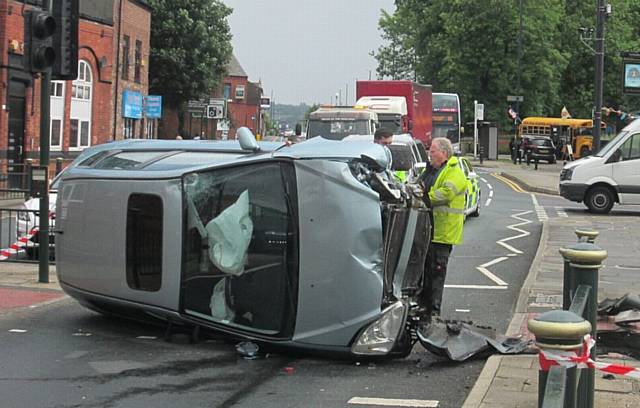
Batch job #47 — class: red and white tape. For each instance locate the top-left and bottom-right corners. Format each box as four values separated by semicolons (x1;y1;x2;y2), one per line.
0;227;39;261
539;335;640;379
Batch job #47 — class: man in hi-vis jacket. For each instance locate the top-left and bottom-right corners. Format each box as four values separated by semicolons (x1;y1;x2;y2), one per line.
417;137;467;322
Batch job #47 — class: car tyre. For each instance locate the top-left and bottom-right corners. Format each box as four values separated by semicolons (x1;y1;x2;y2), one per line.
585;186;614;214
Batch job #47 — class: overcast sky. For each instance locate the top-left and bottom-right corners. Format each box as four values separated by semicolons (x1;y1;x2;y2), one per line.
223;0;395;105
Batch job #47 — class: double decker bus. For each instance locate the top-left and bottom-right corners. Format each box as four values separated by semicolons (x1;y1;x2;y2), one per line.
432;93;461;151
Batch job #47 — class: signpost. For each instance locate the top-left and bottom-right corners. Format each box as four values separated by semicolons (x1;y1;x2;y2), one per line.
473;101;484;159
206;98;226;119
507;95;524;102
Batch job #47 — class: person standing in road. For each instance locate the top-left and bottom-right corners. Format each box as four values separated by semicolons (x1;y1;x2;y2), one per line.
417;137;467;321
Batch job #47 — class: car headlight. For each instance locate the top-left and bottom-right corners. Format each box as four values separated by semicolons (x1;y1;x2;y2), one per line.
560;167;573;181
351;301;407;356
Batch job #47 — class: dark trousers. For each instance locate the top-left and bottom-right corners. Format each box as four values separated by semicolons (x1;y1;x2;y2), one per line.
419;242;452;314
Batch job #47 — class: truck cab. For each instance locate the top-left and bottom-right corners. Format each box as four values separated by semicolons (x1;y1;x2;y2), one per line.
355;96;408;135
306;106;378;140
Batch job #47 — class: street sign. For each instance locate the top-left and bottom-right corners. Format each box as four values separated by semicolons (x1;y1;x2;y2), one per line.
206;102;225;119
507;95;524;102
476;103;484;121
186;99;206;113
260;97;271;108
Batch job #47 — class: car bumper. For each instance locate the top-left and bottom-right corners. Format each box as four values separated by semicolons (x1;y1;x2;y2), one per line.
559;183;588;202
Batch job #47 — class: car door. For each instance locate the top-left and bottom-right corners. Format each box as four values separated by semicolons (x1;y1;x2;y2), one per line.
612;132;640;204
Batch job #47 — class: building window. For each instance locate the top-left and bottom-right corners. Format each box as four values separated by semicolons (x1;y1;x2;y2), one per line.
126;194;163;292
124;118;137;139
69;119;90;148
134;40;142;83
50;119;62;149
122;35;130;80
235;85;245;99
223;83;231;100
50;81;64;97
70;61;93;150
49;81;65;150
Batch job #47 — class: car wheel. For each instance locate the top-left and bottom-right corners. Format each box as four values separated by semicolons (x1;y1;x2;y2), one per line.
585;186;614;214
470;192;480;217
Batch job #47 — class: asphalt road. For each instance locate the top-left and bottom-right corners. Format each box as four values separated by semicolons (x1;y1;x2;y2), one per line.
0;170;551;408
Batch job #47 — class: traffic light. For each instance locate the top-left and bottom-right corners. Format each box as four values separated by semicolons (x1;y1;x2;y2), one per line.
52;0;79;80
24;10;56;73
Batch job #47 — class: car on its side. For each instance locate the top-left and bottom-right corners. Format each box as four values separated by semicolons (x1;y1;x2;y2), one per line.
521;135;556;164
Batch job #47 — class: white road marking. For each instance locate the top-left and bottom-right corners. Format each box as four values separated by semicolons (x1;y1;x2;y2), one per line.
486;183;493;190
555;206;568;217
484;198;492;207
489;190;494;198
496;210;532;254
455;309;470;313
445;285;508;290
531;194;548;221
480;177;488;183
9;329;27;333
348;397;439;407
476;257;509;286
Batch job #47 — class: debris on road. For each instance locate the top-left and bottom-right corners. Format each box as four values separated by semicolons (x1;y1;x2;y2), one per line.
235;341;260;360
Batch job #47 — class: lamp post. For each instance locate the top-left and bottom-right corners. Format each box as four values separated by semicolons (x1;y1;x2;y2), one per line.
593;0;607;152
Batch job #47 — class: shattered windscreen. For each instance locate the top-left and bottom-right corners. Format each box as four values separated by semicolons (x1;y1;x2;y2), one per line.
182;162;298;337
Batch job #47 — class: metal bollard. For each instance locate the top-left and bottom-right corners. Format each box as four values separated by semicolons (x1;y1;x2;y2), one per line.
558;241;607;408
528;310;592;408
574;228;599;244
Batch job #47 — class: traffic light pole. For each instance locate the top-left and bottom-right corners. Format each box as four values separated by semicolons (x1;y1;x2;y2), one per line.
38;0;52;284
593;0;606;152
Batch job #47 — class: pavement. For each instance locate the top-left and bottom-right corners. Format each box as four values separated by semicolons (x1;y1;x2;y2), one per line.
0;156;639;407
461;155;640;407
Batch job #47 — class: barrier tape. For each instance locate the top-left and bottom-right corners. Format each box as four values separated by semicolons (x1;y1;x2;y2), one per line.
0;227;39;260
539;335;640;379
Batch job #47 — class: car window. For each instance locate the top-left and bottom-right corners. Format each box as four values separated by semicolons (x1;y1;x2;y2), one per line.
459;159;469;176
387;144;414;171
619;133;640;161
532;138;552;147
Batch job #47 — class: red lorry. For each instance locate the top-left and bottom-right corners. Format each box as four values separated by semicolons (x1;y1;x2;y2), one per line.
356;80;433;147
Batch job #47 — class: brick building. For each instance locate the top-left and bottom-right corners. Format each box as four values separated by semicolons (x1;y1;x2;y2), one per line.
216;54;264;139
0;0;152;176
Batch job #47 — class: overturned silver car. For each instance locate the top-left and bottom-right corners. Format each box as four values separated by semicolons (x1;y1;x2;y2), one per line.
56;129;431;357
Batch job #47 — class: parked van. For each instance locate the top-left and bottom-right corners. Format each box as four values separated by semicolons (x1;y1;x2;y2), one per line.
559;119;640;213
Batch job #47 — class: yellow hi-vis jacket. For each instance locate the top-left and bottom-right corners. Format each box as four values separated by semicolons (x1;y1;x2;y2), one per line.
427;156;467;245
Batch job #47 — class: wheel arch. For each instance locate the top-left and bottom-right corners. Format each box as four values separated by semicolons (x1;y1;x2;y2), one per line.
585;182;619;204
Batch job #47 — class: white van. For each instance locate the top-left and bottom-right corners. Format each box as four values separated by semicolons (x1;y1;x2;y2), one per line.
559;119;640;213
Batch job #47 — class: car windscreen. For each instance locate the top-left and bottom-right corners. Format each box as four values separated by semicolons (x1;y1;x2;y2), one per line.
387;144;414;171
93;151;171;169
377;114;403;134
307;119;370;140
531;138;552;147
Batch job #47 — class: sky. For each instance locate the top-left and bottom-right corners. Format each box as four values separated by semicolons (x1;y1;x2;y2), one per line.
222;0;396;106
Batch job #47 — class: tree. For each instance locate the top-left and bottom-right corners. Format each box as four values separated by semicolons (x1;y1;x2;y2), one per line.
148;0;233;131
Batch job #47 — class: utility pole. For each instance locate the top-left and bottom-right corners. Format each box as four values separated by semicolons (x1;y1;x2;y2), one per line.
517;0;523;116
593;0;607;152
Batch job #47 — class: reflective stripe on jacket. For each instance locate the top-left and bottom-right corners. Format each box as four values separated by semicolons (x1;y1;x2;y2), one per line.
428;156;467;245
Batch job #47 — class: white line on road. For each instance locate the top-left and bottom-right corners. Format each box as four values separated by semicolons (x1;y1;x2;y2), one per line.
348;397;439;407
485;198;492;207
480;177;488;183
444;285;508;290
555;206;568;217
486;183;493;190
477;257;509;286
489;190;494;198
531;194;548;221
455;309;470;313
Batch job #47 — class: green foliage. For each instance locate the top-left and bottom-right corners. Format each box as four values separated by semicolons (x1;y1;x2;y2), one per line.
376;0;640;130
147;0;233;109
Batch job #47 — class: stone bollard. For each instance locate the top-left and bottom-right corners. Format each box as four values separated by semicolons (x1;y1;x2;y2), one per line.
528;310;592;408
557;241;607;408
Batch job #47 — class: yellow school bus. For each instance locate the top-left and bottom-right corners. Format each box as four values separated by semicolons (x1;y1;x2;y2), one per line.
518;117;605;159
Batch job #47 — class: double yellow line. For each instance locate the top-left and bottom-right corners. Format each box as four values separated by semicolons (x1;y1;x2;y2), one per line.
492;173;527;193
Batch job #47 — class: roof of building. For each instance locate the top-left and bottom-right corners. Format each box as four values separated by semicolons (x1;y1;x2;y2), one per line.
227;54;248;77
